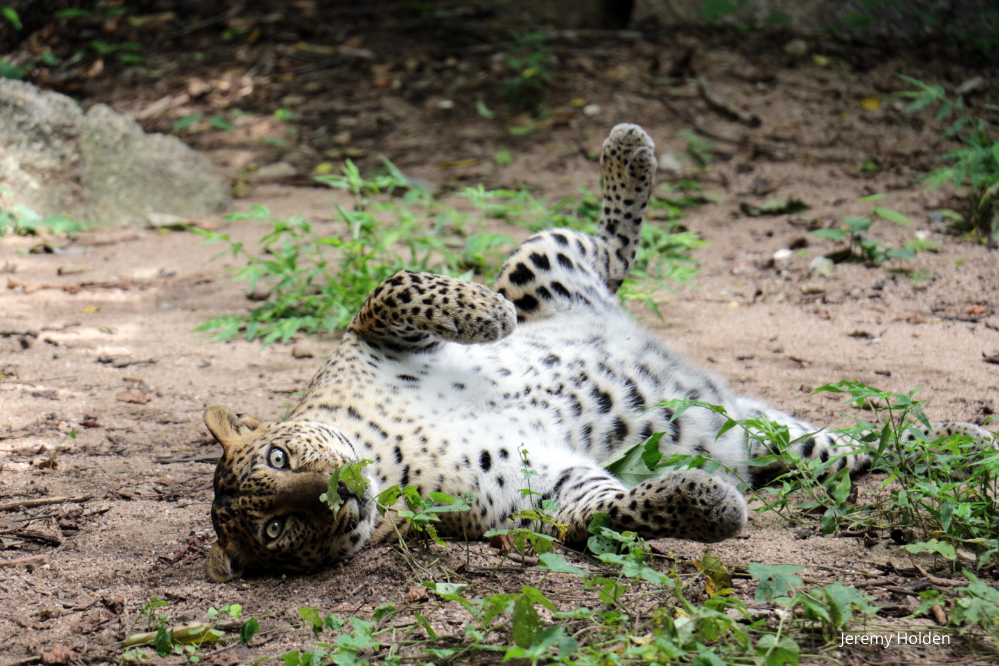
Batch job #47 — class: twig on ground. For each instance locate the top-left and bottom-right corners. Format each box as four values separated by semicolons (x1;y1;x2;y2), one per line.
0;554;51;568
0;495;92;512
915;564;968;588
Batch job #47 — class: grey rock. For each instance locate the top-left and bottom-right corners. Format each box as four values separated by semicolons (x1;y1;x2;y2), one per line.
0;79;229;226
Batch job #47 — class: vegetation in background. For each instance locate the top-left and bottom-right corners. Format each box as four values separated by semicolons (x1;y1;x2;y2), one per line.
898;75;999;242
0;203;97;236
499;32;554;115
194;159;705;345
810;194;927;266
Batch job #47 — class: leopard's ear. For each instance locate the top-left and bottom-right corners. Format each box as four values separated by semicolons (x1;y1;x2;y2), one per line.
204;405;262;453
205;540;244;583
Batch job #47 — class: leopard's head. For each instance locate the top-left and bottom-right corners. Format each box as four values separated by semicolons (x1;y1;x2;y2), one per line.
202;405;380;582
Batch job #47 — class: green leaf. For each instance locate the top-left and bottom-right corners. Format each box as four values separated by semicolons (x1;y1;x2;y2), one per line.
605;440;659;488
520;585;557;612
538;553;586;575
209;115;235;131
811;229;846;241
482;593;519;627
173;113;204;131
375;486;401;515
820;508;839;535
886;247;917;260
2;8;22;30
511;595;540;648
298;608;325;638
494;148;512;167
508;124;538;136
476;99;495;119
873;207;912;224
749;563;803;603
901;539;956;560
740;197;810;217
586;514;616;555
413;611;438;639
239;618;259;645
755;633;800;666
372;605;396;620
324;614;344;632
153;627;174;657
641;432;666;469
693;643;727;666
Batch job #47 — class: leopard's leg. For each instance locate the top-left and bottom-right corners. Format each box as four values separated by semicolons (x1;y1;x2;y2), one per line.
349;271;516;352
493;123;657;322
524;464;746;544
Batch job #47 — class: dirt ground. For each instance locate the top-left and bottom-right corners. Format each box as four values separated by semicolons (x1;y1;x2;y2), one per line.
1;6;999;666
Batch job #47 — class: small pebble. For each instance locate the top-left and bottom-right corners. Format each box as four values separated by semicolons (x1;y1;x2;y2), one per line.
657;152;683;174
783;39;808;57
808;256;835;277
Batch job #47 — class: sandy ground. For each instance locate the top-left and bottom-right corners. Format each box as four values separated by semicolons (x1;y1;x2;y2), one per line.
1;17;998;666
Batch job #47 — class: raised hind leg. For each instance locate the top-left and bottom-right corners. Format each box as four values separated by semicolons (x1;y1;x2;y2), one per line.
493;123;657;322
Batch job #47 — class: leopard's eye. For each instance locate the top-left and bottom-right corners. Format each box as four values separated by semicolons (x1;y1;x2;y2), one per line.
265;518;284;540
268;447;288;469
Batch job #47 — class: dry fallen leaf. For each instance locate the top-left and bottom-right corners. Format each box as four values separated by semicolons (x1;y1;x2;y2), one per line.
489;533;513;551
40;645;77;665
436;158;479;169
116;391;151;405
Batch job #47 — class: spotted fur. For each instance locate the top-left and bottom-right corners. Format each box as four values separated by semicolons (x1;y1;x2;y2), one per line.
203;124;993;582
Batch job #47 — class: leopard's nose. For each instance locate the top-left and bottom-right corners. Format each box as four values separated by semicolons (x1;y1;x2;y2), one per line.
273;471;331;515
337;480;357;500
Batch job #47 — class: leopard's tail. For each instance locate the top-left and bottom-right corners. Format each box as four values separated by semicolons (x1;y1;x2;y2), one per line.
738;399;996;488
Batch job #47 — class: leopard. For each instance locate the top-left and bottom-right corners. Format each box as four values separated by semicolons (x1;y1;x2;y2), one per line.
202;123;992;583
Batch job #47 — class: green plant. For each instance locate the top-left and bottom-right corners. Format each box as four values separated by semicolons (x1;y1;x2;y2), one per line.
678;130;716;171
122;599;261;662
750;563;879;643
499;32;554;113
196;161;704;344
0;204;98;236
816;381;999;566
375;484;475;551
484;448;568;561
898;75;999;241
810;194;923;265
912;573;999;643
1;6;22;30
